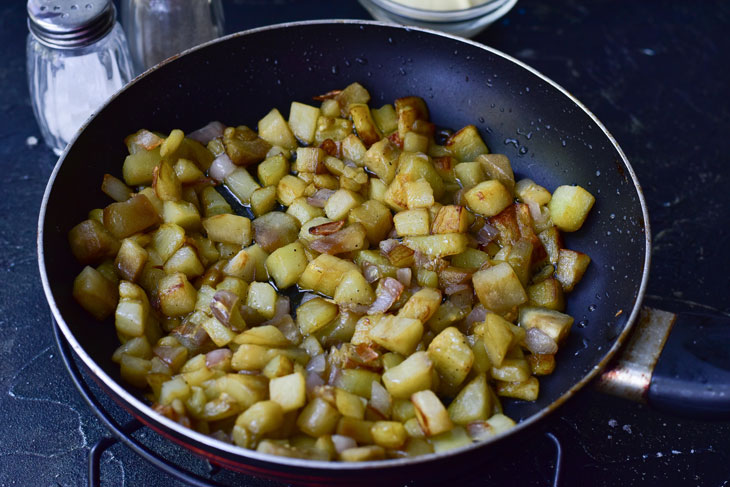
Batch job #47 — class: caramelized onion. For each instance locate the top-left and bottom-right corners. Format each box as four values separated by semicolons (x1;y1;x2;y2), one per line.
444;283;470;295
309;224;367;255
370;381;392;418
331;435;357;454
188;121;225;144
261;296;291;326
466;304;488;328
210;290;239;328
363;263;379;283
525;327;558;354
272;314;302;346
205;349;231;369
466;420;494;441
379;238;399;255
306;371;326;399
396;267;412;287
368;277;404;314
526;198;551;228
355;343;380;363
307;188;335;208
209;152;236;182
476;222;499;245
308;220;345;236
312;89;342;101
306;353;327;375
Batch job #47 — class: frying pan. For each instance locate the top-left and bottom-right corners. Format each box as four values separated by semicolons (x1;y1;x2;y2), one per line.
37;20;730;485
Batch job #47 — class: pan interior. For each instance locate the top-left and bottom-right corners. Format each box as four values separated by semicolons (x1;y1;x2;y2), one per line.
40;21;648;463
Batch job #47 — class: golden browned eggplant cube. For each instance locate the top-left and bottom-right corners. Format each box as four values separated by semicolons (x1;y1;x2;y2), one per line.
68;219;121;265
73;265;119;320
288;101;321;145
265;241;309;289
555;249;591;292
428;327;474;388
547;184;595;232
158;272;197;316
103;193;161;239
411;389;453;436
382;351;433;399
464;180;513;218
472;262;527;315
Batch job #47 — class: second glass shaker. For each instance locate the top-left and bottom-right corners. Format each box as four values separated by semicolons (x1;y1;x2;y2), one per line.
122;0;225;74
27;0;134;155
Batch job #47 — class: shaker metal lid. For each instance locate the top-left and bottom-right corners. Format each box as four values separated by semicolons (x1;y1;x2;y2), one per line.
27;0;115;48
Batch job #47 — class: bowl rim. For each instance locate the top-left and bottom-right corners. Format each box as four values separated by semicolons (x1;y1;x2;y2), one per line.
362;0;514;22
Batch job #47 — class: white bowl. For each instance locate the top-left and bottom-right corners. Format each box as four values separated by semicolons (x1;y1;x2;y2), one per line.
358;0;518;37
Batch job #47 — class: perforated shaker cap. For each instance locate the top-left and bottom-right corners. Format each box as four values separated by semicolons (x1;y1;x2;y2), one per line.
27;0;115;49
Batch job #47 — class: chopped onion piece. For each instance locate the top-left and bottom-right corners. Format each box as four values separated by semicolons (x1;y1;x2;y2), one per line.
171;321;210;355
308;220;345;236
270;314;302;346
445;283;470;295
368;277;404;314
210;290;239;328
307;188;335;208
309;224;367;255
306;353;327;375
188;121;225;144
476;223;499;245
526;198;551;228
396;267;412;287
261;295;290;326
209;153;236;182
327;365;342;386
379;238;399;255
331;435;357;454
525;327;558;354
355;343;380;363
205;349;231;369
363;263;379;283
466;420;495;441
306;371;326;398
300;293;319;305
466;304;488;328
370;381;392;417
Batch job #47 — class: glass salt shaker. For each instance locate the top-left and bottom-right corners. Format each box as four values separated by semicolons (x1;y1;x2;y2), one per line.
122;0;225;75
27;0;134;156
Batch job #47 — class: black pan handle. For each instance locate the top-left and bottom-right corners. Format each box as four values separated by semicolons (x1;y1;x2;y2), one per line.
596;307;730;419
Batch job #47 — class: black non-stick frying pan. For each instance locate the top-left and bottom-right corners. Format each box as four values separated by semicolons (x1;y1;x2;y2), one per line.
38;20;729;485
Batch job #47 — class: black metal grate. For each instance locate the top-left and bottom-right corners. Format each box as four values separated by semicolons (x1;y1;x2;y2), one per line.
53;319;562;487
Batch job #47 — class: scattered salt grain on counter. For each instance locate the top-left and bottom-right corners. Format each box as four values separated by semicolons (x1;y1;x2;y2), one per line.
622;424;633;434
26;136;38;147
608;419;618;427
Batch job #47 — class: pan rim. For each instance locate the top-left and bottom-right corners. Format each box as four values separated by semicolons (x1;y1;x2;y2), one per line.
37;18;652;472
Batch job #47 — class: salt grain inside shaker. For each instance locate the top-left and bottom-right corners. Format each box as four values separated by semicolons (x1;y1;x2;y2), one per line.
27;0;134;155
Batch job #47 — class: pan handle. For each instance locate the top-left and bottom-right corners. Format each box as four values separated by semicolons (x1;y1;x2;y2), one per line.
595;307;730;419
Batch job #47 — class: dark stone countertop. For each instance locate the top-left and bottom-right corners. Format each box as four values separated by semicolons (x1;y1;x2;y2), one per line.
1;1;729;486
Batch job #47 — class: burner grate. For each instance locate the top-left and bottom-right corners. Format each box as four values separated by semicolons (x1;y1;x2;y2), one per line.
53;319;562;487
